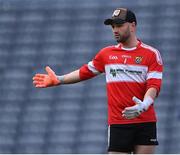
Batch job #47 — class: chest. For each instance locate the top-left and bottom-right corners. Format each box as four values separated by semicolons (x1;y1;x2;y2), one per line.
105;51;147;66
104;51;149;81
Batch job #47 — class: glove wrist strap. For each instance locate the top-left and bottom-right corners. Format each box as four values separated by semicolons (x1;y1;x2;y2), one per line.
142;96;154;110
57;75;65;84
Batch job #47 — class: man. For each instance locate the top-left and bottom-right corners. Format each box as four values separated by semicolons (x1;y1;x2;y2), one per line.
33;8;163;154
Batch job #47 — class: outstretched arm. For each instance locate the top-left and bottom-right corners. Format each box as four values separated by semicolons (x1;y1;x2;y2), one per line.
33;50;105;88
57;69;81;84
33;66;81;88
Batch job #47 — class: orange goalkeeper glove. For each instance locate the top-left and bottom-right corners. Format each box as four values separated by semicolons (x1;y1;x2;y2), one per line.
33;66;60;88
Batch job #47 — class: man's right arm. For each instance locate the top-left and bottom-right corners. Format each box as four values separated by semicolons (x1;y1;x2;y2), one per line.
33;49;105;88
32;65;97;88
57;69;81;84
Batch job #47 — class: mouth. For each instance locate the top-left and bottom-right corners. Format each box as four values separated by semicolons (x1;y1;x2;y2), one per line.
114;33;121;39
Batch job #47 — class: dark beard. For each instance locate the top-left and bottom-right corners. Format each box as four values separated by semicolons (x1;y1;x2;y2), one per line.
115;26;131;43
115;32;130;43
116;35;129;43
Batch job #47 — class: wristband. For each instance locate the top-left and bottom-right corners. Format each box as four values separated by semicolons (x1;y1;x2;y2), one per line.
142;96;154;110
57;75;65;84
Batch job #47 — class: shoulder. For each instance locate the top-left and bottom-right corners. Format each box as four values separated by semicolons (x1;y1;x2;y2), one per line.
94;45;117;61
98;45;118;54
141;42;160;54
140;42;163;65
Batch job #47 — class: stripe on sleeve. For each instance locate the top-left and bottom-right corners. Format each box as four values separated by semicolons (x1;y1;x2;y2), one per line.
147;71;162;80
88;61;101;75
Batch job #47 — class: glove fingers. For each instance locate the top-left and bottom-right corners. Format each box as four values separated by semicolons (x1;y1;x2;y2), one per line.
32;68;56;88
122;108;136;114
35;84;47;88
33;77;45;82
122;113;134;119
123;107;141;114
45;66;60;85
122;112;140;119
124;115;136;119
124;106;136;111
34;74;46;78
33;81;44;85
45;66;56;77
123;110;137;115
122;105;138;113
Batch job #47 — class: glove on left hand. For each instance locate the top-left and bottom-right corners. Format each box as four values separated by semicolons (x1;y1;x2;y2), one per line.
122;96;153;119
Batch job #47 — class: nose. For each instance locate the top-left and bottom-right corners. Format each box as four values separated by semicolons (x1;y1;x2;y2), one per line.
113;30;119;37
112;26;119;33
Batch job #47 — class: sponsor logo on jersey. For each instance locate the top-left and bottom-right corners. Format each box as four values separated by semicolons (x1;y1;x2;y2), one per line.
135;56;143;64
122;55;131;58
106;64;148;83
110;68;117;77
109;55;118;60
110;68;143;77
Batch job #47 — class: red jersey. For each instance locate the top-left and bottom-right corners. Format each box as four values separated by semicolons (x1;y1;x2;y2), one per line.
79;40;163;125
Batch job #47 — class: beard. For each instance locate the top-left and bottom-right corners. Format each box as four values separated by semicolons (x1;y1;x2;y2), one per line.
114;26;131;43
115;34;129;43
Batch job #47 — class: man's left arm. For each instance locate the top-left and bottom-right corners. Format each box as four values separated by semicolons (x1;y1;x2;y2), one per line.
122;50;163;119
144;87;157;101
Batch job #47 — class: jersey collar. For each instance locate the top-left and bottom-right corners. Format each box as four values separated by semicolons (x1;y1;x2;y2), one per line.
115;39;142;51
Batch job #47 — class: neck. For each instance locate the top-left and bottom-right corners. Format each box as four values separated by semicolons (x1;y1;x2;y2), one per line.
121;36;138;48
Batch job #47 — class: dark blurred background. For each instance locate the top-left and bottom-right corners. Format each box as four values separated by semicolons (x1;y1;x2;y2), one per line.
0;0;179;153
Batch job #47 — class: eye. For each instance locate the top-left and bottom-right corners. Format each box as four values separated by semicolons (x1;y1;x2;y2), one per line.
111;25;115;29
116;24;123;28
111;24;123;29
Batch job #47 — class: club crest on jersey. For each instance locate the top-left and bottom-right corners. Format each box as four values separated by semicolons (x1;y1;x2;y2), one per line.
135;56;143;64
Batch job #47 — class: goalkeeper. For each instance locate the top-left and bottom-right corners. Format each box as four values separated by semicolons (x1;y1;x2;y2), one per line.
33;8;163;154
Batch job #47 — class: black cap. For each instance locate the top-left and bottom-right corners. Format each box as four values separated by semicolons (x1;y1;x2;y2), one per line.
104;8;137;25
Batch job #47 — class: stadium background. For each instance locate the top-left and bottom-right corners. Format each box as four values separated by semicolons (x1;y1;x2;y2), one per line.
0;0;179;153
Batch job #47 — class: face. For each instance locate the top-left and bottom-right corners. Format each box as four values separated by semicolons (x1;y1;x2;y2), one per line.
111;22;135;43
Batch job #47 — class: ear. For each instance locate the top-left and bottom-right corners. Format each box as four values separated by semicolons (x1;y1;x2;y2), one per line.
131;22;136;26
130;22;136;32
